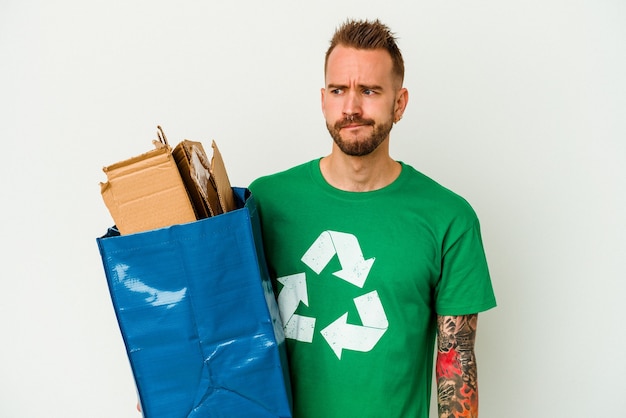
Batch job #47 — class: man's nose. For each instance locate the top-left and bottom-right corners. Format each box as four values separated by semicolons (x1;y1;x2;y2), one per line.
342;91;362;117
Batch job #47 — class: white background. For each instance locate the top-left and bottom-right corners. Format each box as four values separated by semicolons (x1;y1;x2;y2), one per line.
1;1;624;417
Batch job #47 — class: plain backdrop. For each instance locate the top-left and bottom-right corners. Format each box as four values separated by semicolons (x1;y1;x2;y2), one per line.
1;1;624;417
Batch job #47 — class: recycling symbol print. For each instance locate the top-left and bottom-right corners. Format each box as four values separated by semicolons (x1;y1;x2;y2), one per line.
276;230;389;359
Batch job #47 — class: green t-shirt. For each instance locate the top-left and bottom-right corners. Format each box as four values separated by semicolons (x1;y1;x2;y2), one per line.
249;160;496;418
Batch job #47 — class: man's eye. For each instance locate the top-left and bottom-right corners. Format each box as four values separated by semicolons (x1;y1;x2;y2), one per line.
331;88;343;95
363;89;376;95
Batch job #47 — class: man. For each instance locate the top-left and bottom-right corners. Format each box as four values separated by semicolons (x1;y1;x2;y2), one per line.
249;19;496;418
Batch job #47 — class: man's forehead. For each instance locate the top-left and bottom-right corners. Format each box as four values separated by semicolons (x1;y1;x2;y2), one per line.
325;46;395;85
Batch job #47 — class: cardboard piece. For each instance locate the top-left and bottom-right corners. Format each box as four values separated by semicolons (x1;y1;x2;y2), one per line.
172;140;216;218
172;139;236;217
100;138;196;235
210;140;237;213
100;127;236;235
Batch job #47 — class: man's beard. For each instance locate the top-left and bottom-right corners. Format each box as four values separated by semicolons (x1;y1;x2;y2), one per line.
326;113;394;157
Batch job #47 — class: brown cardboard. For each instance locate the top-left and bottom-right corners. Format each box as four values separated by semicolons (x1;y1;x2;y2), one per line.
100;128;236;235
100;139;197;235
209;140;237;213
173;140;217;217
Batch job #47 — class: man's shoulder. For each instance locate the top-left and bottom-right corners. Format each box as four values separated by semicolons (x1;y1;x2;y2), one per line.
249;159;317;196
400;162;478;219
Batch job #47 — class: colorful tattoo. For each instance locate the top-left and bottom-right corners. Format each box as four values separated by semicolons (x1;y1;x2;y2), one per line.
436;314;478;418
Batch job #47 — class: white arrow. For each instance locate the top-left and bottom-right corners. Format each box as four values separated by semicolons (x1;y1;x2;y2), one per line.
320;290;388;359
330;232;375;289
301;231;375;288
301;231;336;274
277;273;316;343
283;314;316;343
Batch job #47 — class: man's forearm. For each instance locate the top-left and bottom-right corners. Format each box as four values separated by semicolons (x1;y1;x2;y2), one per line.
436;314;479;418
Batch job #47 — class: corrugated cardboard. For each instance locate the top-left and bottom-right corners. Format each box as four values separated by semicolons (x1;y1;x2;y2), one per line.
172;139;236;217
173;140;218;218
100;139;197;235
100;127;236;235
210;140;237;213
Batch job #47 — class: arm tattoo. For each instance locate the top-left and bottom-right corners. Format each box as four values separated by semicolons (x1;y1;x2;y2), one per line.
436;314;478;418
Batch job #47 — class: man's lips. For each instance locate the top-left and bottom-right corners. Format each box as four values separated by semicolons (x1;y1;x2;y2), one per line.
336;118;374;129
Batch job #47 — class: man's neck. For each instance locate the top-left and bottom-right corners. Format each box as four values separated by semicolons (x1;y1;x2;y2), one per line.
320;146;401;192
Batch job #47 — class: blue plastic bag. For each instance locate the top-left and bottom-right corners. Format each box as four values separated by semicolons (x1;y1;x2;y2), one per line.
97;188;292;418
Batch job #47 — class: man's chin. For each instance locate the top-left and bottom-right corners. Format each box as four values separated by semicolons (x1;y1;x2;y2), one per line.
334;138;381;157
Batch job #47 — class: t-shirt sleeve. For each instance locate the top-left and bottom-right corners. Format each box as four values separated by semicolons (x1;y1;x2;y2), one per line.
435;219;496;315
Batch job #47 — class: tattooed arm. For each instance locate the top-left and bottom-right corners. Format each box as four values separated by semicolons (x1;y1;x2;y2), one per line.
436;314;479;418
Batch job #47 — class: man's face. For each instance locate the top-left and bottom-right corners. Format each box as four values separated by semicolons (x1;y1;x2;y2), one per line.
322;45;404;157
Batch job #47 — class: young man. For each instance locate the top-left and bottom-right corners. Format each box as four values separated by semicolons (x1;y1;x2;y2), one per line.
249;19;496;418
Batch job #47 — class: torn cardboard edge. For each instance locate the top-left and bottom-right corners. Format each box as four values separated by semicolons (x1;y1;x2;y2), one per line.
210;140;237;213
173;140;215;218
100;126;236;235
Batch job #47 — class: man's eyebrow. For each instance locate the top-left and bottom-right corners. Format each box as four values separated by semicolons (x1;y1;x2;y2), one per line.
360;84;384;91
326;83;385;91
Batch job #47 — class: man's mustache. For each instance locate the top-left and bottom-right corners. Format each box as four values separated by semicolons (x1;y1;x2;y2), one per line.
335;116;375;129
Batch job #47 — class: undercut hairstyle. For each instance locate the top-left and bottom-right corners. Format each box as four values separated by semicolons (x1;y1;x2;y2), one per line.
324;19;405;86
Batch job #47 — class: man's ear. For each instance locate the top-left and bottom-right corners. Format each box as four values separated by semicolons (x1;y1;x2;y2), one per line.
394;87;409;123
